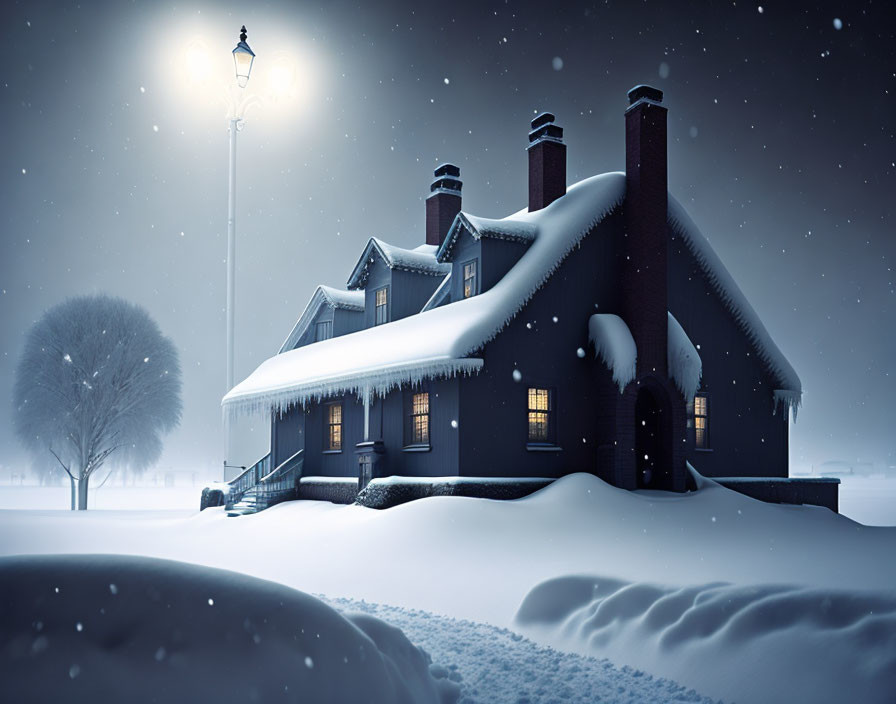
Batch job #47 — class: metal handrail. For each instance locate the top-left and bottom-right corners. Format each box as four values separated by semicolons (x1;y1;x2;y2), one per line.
227;452;271;506
260;449;303;484
256;449;304;505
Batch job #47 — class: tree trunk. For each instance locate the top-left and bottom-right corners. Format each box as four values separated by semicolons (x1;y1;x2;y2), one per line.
69;476;76;511
77;475;90;510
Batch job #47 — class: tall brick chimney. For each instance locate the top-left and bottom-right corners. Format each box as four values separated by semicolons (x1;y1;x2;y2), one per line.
425;164;462;247
528;112;566;212
622;85;668;377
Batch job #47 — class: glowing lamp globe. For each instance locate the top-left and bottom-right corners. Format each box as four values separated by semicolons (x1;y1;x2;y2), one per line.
232;26;255;88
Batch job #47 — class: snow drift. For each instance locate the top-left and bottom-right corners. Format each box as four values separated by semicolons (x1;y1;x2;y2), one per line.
515;574;896;704
0;554;459;704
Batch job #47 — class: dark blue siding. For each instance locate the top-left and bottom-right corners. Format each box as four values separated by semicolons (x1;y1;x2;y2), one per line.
456;210;625;479
668;231;789;478
448;234;529;302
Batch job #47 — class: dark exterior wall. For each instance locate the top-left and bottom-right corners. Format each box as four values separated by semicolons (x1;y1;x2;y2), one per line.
297;395;366;477
292;306;364;350
286;377;460;479
333;308;364;337
448;233;529;302
449;235;482;301
272;406;304;467
668;229;789;478
457;211;626;479
390;269;443;321
363;257;393;328
362;257;443;327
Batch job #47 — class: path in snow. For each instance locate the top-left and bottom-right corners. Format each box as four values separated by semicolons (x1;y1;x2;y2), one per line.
322;596;721;704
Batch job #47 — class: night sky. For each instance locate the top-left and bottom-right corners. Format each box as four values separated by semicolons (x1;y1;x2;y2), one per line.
1;0;894;478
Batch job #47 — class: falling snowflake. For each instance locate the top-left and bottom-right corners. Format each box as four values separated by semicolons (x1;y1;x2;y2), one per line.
512;369;522;382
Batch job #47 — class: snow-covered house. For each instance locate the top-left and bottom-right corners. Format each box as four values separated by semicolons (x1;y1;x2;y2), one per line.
222;85;838;511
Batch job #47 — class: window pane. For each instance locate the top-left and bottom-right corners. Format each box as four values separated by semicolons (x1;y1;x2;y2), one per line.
528;388;549;412
694;396;706;416
528;411;548;442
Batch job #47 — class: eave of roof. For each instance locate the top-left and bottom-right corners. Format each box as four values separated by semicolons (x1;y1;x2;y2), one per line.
437;212;538;263
278;285;365;354
346;238;450;290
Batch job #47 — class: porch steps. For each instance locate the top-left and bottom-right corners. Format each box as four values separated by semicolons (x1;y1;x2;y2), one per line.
226;487;260;517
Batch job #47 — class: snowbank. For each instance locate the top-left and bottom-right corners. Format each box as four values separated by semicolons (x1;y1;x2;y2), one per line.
515;575;896;704
3;474;895;703
326;596;717;704
0;554;458;704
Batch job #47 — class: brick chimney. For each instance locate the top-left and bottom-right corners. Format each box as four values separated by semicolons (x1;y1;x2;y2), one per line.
528;112;566;212
425;164;462;247
622;85;668;377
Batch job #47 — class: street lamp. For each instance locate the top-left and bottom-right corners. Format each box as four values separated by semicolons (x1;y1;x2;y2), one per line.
224;25;255;479
232;26;255;88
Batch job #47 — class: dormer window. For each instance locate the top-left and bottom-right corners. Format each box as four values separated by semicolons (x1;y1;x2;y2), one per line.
315;320;332;342
375;287;388;325
463;260;478;298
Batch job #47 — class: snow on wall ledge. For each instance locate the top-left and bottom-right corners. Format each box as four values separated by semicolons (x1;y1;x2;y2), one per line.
667;312;702;400
668;196;802;420
588;314;636;392
224;173;625;416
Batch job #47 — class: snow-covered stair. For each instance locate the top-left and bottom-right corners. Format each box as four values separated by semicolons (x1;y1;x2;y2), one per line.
226;487;260;517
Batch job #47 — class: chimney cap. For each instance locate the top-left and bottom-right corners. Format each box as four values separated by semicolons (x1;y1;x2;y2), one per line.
627;85;664;105
433;163;460;178
531;112;556;130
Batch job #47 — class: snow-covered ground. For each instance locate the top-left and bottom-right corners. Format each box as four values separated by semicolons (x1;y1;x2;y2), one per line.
1;554;458;704
3;473;894;523
1;473;894;703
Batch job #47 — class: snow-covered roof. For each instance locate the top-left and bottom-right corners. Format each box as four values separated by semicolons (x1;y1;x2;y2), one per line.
667;312;702;400
227;171;799;419
668;196;802;419
587;312;702;399
278;285;365;354
588;314;637;392
421;272;451;312
224;172;626;416
437;212;538;262
346;238;450;290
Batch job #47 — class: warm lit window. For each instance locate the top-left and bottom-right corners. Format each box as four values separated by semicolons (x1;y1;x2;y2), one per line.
463;260;478;298
694;394;709;449
527;387;554;444
406;392;430;446
326;403;343;451
375;288;388;325
315;320;332;342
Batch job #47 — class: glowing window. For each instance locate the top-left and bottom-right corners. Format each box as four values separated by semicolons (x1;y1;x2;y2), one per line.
375;288;388;325
463;260;477;298
694;394;709;449
326;403;343;451
527;388;554;443
407;392;430;445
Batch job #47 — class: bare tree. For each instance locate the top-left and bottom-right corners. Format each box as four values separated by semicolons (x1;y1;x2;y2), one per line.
13;295;182;510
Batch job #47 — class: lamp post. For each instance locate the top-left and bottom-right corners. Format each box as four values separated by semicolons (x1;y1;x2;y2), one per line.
224;26;255;479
